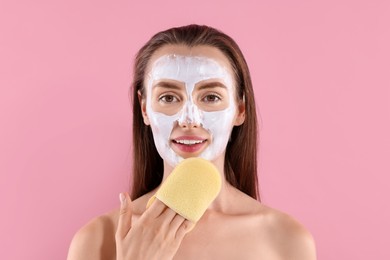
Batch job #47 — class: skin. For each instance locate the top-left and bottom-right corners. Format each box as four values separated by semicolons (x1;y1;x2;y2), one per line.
67;45;317;260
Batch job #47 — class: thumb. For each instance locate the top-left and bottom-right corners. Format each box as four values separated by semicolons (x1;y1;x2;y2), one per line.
116;192;132;240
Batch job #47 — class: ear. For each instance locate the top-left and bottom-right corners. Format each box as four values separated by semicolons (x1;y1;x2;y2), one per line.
234;98;245;126
138;90;150;125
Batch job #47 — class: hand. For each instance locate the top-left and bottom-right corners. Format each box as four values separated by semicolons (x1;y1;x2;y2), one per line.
115;192;194;260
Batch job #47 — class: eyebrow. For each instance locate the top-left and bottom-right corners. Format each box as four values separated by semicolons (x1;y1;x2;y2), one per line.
196;82;227;90
153;81;228;91
153;81;183;90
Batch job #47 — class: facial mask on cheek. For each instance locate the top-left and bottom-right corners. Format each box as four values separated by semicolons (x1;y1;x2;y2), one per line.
145;54;237;167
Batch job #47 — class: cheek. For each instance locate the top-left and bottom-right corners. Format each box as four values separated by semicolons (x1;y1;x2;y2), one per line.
205;92;237;130
146;108;178;143
203;105;236;136
148;111;170;132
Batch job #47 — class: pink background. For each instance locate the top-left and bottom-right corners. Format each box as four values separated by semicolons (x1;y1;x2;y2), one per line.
1;0;389;259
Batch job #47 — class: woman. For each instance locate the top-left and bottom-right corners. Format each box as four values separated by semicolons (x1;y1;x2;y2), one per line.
67;24;316;260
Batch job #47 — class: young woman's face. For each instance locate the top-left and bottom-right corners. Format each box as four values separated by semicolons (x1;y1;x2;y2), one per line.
141;45;245;168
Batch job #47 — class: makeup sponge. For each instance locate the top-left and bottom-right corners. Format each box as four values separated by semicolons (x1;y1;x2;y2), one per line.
146;157;222;223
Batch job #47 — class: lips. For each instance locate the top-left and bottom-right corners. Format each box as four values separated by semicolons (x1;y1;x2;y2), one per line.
171;136;207;154
173;139;206;145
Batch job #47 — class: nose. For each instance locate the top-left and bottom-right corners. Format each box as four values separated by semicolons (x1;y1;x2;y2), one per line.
177;102;202;128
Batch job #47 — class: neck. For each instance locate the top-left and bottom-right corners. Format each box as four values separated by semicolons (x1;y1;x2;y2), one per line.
207;176;235;213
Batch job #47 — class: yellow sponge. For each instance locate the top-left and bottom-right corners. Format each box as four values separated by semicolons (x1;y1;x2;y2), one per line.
146;157;222;223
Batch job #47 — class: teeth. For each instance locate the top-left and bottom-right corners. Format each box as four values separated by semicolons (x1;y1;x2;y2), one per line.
175;139;204;145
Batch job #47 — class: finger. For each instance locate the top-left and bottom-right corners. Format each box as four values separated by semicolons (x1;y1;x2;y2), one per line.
175;220;195;240
143;198;167;219
158;206;179;226
116;192;132;239
169;213;186;231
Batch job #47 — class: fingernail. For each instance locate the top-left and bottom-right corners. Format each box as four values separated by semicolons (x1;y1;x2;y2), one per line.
119;193;126;206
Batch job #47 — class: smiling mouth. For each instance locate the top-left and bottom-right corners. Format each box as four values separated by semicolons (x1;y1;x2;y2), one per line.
172;139;207;145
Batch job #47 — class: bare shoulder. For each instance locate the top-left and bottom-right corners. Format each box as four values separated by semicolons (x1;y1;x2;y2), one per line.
227;188;316;259
66;209;119;260
66;193;152;260
259;204;317;260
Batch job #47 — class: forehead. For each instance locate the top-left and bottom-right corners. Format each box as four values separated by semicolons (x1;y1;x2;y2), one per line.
150;55;230;84
146;45;235;81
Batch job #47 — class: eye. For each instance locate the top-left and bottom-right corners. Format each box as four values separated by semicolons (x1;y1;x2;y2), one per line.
159;94;180;103
202;94;222;103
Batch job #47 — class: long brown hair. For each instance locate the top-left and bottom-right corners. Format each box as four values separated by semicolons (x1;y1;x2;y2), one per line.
129;24;260;201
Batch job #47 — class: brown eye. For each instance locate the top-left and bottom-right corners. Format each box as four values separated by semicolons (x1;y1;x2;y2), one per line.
159;94;179;103
202;94;221;103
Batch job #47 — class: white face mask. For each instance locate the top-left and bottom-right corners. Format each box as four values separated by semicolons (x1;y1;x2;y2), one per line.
145;54;238;167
